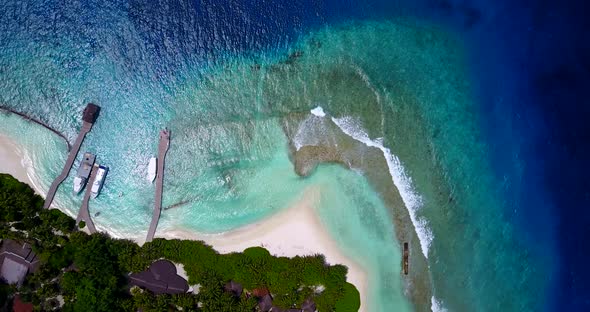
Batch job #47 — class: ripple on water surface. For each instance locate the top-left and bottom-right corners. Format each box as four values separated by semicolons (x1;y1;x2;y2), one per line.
0;9;551;311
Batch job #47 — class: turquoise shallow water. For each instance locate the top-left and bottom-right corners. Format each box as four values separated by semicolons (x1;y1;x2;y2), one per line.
313;165;412;312
0;2;552;310
0;111;411;311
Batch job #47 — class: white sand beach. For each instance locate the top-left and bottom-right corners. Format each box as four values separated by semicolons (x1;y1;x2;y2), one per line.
0;135;369;311
0;134;34;187
161;188;369;311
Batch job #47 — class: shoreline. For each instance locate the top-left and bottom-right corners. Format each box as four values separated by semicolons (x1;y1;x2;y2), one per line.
287;109;433;310
0;134;36;188
0;134;370;311
157;188;369;311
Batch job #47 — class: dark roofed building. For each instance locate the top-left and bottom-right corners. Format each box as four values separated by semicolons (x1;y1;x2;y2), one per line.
129;260;189;294
82;103;100;123
224;280;243;297
258;294;273;312
301;299;317;312
0;239;40;286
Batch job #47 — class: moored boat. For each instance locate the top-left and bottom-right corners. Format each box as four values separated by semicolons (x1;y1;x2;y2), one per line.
73;152;96;194
147;157;157;182
91;165;108;198
73;177;84;194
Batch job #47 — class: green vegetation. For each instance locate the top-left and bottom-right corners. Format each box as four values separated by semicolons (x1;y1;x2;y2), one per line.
0;174;360;311
335;283;362;312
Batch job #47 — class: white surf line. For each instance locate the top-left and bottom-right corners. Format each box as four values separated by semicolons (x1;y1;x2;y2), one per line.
22;150;47;198
293;105;329;151
308;106;433;259
310;106;326;117
431;296;448;312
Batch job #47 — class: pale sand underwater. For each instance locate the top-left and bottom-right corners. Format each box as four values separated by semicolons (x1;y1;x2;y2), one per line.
0;137;369;311
0;134;35;187
162;187;369;311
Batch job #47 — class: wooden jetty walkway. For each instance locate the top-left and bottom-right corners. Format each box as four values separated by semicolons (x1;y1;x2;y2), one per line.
76;164;98;233
146;129;170;242
43;104;100;209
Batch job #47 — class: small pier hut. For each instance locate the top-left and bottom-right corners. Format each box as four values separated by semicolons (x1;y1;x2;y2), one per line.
82;103;100;123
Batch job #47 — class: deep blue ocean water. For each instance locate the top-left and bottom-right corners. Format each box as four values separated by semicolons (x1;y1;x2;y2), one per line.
408;1;590;310
1;0;588;311
322;0;590;309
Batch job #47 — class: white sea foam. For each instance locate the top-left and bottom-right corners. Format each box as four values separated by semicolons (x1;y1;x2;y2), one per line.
316;109;433;258
293;130;304;151
431;296;448;312
293;108;337;151
310;106;326;117
301;106;434;258
20;145;47;198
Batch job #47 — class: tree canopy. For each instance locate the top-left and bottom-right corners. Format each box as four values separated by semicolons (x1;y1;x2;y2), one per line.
0;173;360;311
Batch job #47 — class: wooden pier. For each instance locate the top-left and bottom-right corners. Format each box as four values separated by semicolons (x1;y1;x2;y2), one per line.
76;164;98;233
146;129;170;243
43;104;100;209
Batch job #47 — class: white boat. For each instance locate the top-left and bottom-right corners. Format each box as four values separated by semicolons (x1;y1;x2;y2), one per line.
147;157;157;182
73;152;95;194
91;165;108;198
73;176;86;194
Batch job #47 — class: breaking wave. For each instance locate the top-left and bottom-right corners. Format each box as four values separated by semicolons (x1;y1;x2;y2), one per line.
431;296;448;312
307;107;433;258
